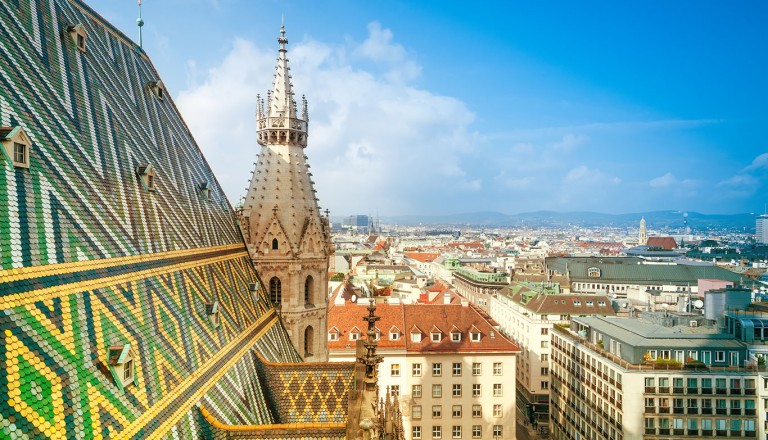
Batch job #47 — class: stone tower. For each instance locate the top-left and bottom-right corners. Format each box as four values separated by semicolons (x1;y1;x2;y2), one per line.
639;217;648;246
240;23;332;361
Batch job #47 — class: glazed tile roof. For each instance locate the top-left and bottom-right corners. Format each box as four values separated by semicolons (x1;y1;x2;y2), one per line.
0;1;347;438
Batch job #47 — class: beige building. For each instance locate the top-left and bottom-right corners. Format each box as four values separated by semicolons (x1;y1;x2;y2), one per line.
490;283;614;422
550;315;764;440
328;283;520;439
238;24;332;361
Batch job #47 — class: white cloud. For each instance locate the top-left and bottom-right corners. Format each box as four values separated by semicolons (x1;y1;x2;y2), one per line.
744;152;768;171
176;24;477;215
550;133;587;151
563;165;620;185
649;172;677;188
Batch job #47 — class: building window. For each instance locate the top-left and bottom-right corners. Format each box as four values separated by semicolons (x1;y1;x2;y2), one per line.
541;381;549;390
433;363;442;376
391;385;400;396
350;331;359;340
541;367;549;376
541;354;548;362
304;326;314;357
432;405;442;418
432;332;442;342
413;384;422;397
470;332;481;342
452;405;462;418
413;426;422;439
199;181;211;200
452;426;462;439
715;351;725;362
452;362;462;376
472;384;481;397
492;425;502;438
66;24;87;52
328;331;338;341
269;277;282;304
413;363;422;376
391;364;401;377
412;404;422;419
541;327;549;335
304;275;314;305
432;426;442;439
452;384;462;397
472;363;481;376
472;405;482;418
493;384;502;397
390;330;400;340
1;127;32;169
272;238;279;250
433;384;442;398
451;332;461;342
148;80;166;100
412;332;423;343
541;340;549;349
493;362;502;375
472;425;482;439
13;142;26;166
493;405;502;417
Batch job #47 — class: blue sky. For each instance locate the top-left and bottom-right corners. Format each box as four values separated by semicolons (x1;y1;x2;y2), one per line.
87;0;768;216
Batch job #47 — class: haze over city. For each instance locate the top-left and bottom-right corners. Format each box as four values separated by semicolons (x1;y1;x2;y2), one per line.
89;0;768;216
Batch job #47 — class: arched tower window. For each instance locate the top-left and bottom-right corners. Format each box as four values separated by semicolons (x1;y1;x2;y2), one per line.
304;275;314;305
269;277;282;304
304;326;314;357
272;238;279;250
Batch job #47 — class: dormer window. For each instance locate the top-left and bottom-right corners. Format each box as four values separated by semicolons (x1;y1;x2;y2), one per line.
108;344;136;391
328;327;339;341
205;301;220;328
1;126;31;168
136;164;156;191
411;332;422;343
431;332;442;342
199;182;211;200
390;328;400;341
66;24;86;53
450;327;462;342
350;327;360;341
148;80;166;100
470;326;481;342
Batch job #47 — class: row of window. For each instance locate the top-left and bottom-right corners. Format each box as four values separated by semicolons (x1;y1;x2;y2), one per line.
412;404;504;419
268;275;315;306
406;383;503;398
396;362;503;377
411;425;502;439
644;417;756;431
645;349;742;366
644;377;756;391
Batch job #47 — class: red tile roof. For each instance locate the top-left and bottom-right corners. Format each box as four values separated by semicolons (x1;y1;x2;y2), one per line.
403;252;441;263
647;236;678;250
328;300;519;354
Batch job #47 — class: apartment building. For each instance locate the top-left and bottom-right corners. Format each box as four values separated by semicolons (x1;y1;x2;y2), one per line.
328;292;520;439
453;266;509;313
491;282;615;423
550;314;764;440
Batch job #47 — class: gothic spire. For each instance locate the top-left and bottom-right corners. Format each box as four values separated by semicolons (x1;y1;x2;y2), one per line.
270;20;296;119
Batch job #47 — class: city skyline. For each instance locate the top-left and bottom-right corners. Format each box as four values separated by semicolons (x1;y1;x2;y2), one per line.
89;0;767;216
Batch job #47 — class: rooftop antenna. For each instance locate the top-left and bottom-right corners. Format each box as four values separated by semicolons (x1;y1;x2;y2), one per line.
137;0;144;49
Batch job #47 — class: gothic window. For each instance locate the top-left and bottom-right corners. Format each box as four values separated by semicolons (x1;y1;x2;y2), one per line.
272;238;279;250
269;277;281;304
304;275;314;305
304;326;314;357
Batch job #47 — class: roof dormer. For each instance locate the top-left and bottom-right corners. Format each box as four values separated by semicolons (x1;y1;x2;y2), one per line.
328;326;339;341
136;164;156;191
350;326;361;341
205;300;220;328
107;344;136;391
469;325;482;342
66;24;86;53
199;181;212;201
450;325;462;342
410;325;423;343
148;80;166;100
0;126;31;168
430;325;443;342
389;325;401;341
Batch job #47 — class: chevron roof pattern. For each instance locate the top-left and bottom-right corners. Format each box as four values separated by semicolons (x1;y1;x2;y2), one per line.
0;1;353;438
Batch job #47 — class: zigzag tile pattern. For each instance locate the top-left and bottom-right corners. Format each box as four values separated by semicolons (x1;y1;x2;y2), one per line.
0;1;332;438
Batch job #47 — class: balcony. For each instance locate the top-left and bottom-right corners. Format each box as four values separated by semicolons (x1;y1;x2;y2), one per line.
673;407;684;414
745;408;756;416
745;430;757;437
702;429;713;436
702;407;713;415
659;386;670;393
673;387;685;394
730;408;742;415
644;387;656;394
701;387;712;395
674;429;685;436
659;428;670;435
730;388;742;395
716;408;727;415
745;387;756;395
686;407;699;415
644;406;656;414
687;387;698;394
659;407;670;414
688;429;699;436
715;388;727;395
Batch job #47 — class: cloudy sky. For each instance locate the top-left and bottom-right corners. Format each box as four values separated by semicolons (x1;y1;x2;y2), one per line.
88;0;767;216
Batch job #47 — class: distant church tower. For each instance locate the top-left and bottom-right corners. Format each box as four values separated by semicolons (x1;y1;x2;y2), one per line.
639;217;648;246
239;23;332;361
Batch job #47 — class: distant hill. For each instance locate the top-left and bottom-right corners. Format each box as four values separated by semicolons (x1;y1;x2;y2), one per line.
378;210;756;230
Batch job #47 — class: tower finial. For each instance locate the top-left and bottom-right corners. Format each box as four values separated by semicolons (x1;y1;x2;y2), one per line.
278;16;288;52
136;0;144;49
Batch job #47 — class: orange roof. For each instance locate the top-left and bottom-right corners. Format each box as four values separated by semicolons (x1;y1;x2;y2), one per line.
647;236;678;250
403;252;441;263
327;301;519;354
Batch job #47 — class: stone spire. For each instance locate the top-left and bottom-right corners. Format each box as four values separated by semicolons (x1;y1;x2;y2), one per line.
239;21;332;362
256;20;307;147
639;217;648;246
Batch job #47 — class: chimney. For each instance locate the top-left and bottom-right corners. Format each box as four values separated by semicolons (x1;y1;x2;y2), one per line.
444;292;451;305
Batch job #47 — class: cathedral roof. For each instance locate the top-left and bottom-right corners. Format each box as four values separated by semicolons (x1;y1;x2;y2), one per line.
0;2;348;438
